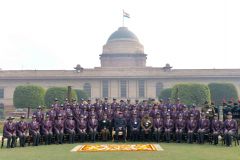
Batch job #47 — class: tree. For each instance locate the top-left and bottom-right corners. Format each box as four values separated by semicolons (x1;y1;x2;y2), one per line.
208;83;238;106
13;85;45;109
75;89;89;100
158;88;172;101
171;83;211;106
44;87;77;107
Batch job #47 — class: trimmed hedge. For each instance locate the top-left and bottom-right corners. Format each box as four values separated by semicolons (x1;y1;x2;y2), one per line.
75;89;89;101
44;87;77;107
13;85;45;109
171;83;211;106
208;83;238;106
158;88;172;101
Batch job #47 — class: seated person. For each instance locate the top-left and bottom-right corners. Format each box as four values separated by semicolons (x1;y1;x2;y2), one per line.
197;113;210;144
223;112;238;147
29;115;41;146
211;114;223;145
153;112;164;142
187;114;198;143
99;113;111;141
141;113;153;141
114;112;127;142
3;117;16;148
88;114;98;142
175;114;186;143
41;114;53;145
64;114;76;143
130;112;141;141
16;115;28;147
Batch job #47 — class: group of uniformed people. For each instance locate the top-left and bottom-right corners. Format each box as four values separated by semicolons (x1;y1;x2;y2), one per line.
3;97;239;148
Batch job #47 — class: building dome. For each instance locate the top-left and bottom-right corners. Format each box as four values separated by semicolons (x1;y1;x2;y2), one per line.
100;27;147;68
107;27;139;42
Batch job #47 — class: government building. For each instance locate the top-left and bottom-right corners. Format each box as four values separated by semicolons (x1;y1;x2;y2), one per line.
1;27;240;109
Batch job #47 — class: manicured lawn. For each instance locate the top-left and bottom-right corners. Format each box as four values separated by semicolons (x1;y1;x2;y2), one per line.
0;142;239;160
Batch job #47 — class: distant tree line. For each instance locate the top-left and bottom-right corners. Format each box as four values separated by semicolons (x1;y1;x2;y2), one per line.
13;86;88;109
158;83;238;106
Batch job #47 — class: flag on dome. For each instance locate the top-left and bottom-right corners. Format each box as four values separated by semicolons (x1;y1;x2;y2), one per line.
123;10;130;18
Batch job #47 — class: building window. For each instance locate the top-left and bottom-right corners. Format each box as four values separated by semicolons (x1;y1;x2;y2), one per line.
138;80;145;98
102;80;109;98
156;82;163;97
120;80;127;98
83;83;91;98
0;89;4;99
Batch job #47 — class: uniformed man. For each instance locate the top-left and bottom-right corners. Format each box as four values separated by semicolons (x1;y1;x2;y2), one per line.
197;113;210;144
29;115;41;146
211;113;223;145
47;105;57;122
164;113;174;143
111;98;119;111
114;112;127;142
33;106;44;123
41;114;53;145
141;112;153;141
153;112;164;142
64;114;76;143
190;104;200;120
16;115;28;147
102;97;110;111
76;114;87;142
99;113;111;141
187;114;198;143
201;101;215;120
175;114;186;143
54;114;64;144
129;112;141;141
175;98;184;112
3;116;16;148
223;112;238;147
88;114;98;142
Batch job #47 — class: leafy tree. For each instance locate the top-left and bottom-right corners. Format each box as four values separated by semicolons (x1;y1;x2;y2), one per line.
171;83;211;106
75;89;89;101
13;85;45;109
44;87;77;107
158;88;172;101
208;83;238;106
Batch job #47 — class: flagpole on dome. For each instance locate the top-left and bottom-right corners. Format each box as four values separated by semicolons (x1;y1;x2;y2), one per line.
122;9;130;27
122;9;124;27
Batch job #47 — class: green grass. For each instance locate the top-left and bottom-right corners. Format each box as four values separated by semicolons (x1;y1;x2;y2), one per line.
0;142;239;160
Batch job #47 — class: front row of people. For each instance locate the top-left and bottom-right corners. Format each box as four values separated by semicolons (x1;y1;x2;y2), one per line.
3;111;238;148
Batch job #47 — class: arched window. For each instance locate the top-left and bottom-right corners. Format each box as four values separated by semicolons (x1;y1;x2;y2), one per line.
156;82;163;97
83;83;91;98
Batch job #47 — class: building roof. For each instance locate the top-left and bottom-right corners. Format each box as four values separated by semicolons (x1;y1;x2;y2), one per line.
107;27;139;42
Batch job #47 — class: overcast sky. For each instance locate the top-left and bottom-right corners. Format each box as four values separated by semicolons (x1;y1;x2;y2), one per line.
0;0;239;70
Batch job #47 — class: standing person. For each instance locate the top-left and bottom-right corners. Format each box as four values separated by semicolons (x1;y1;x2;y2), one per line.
197;113;210;144
114;112;127;142
33;106;44;123
99;113;111;141
54;114;64;144
211;114;223;145
187;114;198;143
88;114;98;142
175;114;186;143
153;112;164;142
164;113;174;143
64;114;76;144
223;112;238;147
3;117;16;148
29;115;41;146
16;115;28;147
41;114;53;145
